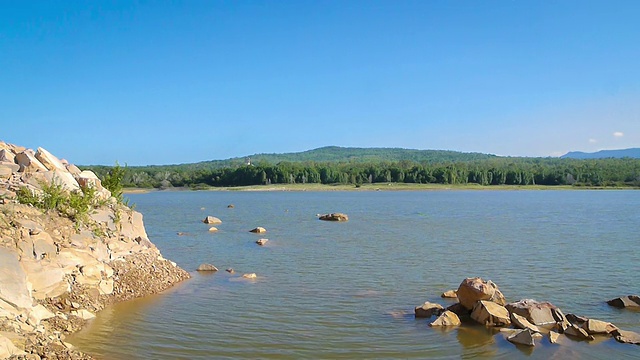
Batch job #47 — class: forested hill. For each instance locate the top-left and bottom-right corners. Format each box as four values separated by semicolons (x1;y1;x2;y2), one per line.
212;146;496;166
561;148;640;159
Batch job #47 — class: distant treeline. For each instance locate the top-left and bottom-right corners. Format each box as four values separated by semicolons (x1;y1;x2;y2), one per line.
83;158;640;189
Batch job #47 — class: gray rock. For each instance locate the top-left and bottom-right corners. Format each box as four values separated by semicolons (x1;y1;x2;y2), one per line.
612;329;640;345
507;328;536;346
197;264;218;272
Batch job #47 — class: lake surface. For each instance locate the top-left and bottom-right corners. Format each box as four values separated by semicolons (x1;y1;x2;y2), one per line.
69;190;640;359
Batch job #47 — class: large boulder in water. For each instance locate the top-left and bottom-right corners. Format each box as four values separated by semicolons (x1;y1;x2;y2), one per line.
505;299;565;326
250;227;266;233
612;329;640;345
196;264;218;272
429;310;461;326
203;216;222;224
414;302;444;318
607;295;640;308
456;277;506;310
318;213;349;221
471;300;511;327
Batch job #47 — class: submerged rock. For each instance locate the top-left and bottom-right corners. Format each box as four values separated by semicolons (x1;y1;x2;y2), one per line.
471;300;511;327
197;264;219;272
612;329;640;345
203;216;222;224
607;295;640;308
256;238;268;246
429;310;461;326
250;227;267;233
318;213;349;221
415;302;444;318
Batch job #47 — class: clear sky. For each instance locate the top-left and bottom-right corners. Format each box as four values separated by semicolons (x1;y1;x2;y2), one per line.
1;1;639;165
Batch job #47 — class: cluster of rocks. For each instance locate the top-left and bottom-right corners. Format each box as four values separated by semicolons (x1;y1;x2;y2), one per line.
0;142;190;360
415;277;640;347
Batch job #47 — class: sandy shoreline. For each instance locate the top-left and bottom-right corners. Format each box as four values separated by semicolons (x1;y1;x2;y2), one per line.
123;183;638;194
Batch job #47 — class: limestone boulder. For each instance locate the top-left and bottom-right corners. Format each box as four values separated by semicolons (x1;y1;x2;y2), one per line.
507;328;536;346
429;310;461;326
582;318;617;335
35;147;67;171
318;213;349;221
31;231;57;259
256;238;268;246
0;334;25;359
456;277;506;310
71;309;96;320
0;248;33;315
250;227;266;233
242;273;257;279
414;301;444;318
27;304;55;325
564;324;594;340
66;164;81;175
197;264;218;272
203;216;222;224
0;148;15;163
76;170;103;189
119;211;149;241
607;295;640;308
441;290;457;299
22;259;68;300
15;150;48;172
505;299;565;326
0;165;13;180
511;312;540;332
208;227;218;232
612;329;640;345
471;300;511;327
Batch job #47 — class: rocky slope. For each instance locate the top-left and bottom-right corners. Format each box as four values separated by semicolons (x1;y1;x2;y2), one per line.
0;142;190;359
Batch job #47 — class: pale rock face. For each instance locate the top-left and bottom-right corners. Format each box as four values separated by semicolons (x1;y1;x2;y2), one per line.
35;147;67;171
0;334;25;358
98;279;114;295
0;165;13;180
70;309;96;320
65;164;82;175
15;151;48;172
0;149;16;163
0;248;33;314
120;211;150;241
21;259;68;300
31;231;57;260
507;328;536;346
27;304;55;325
505;299;565;326
76;170;103;189
471;300;511;327
429;310;461;326
456;277;506;310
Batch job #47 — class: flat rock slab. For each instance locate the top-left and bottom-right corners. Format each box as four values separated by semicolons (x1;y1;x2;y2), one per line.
613;329;640;345
607;295;640;308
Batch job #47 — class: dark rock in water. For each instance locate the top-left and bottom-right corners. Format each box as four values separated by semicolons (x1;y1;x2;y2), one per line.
197;264;218;272
564;324;595;340
256;238;268;246
607;295;640;308
612;329;640;345
226;268;235;274
566;313;589;327
318;213;349;221
414;301;444;318
446;302;471;319
227;204;234;208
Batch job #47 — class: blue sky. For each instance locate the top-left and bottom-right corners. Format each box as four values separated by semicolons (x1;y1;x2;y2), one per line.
1;1;639;165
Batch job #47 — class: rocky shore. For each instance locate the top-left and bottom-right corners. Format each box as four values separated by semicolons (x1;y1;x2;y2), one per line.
0;142;190;359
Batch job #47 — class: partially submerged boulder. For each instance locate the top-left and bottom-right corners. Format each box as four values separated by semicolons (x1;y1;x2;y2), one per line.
256;238;268;246
415;302;444;318
197;263;218;272
607;295;640;308
505;299;565;326
242;273;257;279
507;328;536;346
250;227;266;233
564;324;595;341
612;329;640;345
318;213;349;222
456;277;506;310
441;290;457;299
203;216;222;224
429;310;461;326
471;300;511;327
511;312;540;332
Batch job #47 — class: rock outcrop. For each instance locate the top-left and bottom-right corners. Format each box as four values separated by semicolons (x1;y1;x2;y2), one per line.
0;141;190;359
318;213;349;222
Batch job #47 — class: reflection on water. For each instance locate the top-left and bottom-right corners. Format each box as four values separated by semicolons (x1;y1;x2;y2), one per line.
69;190;640;359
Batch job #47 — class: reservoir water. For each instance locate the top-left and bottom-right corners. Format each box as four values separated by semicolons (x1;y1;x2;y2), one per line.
69;190;640;359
